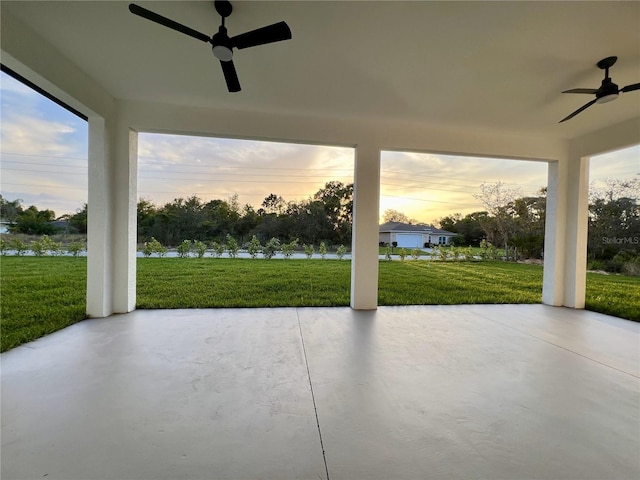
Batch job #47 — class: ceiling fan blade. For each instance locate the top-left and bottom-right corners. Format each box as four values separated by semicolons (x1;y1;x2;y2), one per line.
621;83;640;93
562;88;598;94
220;60;241;92
129;4;210;43
230;21;292;49
559;99;597;123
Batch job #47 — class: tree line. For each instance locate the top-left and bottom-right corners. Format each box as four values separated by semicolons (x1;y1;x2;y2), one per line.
436;179;639;272
2;178;637;272
1;181;353;247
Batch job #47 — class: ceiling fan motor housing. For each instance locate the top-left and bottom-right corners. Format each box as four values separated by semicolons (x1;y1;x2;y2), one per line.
212;26;233;61
596;78;619;103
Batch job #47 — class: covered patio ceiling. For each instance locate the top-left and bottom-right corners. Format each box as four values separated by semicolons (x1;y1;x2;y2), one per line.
2;1;639;139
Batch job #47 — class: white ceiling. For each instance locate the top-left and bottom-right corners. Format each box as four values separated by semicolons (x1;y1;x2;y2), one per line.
2;1;640;141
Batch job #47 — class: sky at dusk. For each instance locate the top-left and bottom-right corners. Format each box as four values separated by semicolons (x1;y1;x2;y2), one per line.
1;70;638;224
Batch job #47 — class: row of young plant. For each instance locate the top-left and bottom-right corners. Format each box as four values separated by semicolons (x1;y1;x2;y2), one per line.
385;240;503;262
142;235;349;260
0;235;85;257
1;234;504;263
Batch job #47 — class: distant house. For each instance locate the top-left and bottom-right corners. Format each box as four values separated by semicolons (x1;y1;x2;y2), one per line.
0;220;14;234
379;221;457;248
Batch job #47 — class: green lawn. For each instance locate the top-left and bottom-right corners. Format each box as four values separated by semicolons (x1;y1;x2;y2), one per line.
378;261;542;305
1;256;638;352
1;256;87;352
136;258;351;308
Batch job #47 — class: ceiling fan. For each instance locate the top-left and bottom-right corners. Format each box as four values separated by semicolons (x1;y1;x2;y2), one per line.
128;1;292;92
559;56;640;123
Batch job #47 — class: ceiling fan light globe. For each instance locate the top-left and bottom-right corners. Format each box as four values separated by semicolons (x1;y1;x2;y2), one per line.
596;93;618;104
213;45;233;62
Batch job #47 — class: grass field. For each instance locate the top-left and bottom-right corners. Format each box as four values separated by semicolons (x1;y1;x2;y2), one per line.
1;256;638;352
1;257;87;352
137;258;351;308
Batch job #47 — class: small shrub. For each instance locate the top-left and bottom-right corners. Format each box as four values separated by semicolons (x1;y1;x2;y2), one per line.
587;259;605;271
281;238;298;259
67;241;85;257
262;237;281;260
451;246;461;261
28;235;61;256
479;239;499;261
437;246;451;261
146;237;167;257
211;241;225;258
10;238;28;256
463;246;474;261
398;248;407;261
623;262;640;277
226;234;239;258
336;244;347;260
319;241;328;260
247;235;262;259
410;248;421;260
303;244;315;259
31;238;47;256
194;240;207;258
385;245;393;261
177;239;192;258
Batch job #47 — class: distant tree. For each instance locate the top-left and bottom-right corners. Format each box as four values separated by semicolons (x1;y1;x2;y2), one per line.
473;181;522;259
137;198;157;241
438;212;487;246
588;189;639;260
14;205;56;235
0;195;23;223
382;209;416;224
235;204;261;242
510;191;546;258
68;203;88;234
261;193;286;215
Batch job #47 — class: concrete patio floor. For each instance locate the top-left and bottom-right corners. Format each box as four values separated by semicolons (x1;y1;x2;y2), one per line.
2;304;639;480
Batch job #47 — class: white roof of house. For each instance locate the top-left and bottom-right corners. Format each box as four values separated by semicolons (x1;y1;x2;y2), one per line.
379;222;456;236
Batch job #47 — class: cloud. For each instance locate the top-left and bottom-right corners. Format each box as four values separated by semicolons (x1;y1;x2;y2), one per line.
591;145;640;180
137;133;355;207
1;71;88;215
380;151;549;223
1;115;81;156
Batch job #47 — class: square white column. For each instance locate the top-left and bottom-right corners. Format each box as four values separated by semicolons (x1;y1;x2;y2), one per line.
542;155;590;309
86;117;137;317
112;128;138;313
86;116;113;317
542;161;565;306
350;144;380;310
563;155;590;308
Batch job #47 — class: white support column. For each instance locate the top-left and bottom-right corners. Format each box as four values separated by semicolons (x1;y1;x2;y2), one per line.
350;144;381;310
563;155;590;308
542;155;590;309
112;127;138;313
86;116;137;317
542;161;566;305
86;116;113;317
